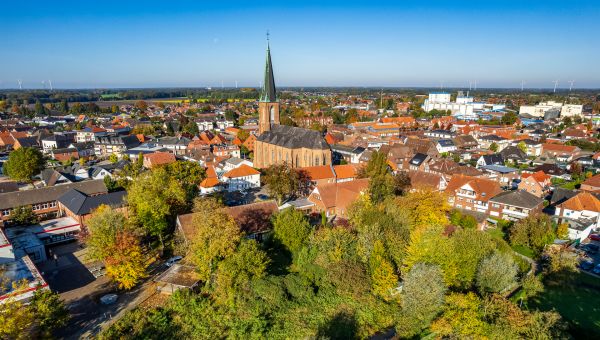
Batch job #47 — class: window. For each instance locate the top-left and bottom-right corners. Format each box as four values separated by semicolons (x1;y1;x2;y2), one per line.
2;209;10;216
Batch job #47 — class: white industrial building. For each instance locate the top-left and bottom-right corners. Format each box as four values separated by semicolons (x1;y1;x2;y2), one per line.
422;92;504;120
519;101;583;118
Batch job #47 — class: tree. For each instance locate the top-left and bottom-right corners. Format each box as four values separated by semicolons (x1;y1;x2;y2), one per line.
517;141;527;153
84;205;128;260
105;230;148;289
135;100;148;111
543;245;578;274
358;151;395;203
237;129;250;141
264;163;299;204
556;223;569;239
109;153;119;163
59;100;69;113
4;147;45;182
396;263;446;338
272;208;312;255
34;99;46;116
165;160;206;200
501;112;518;125
476;251;518;294
368;240;397;300
393;171;411;195
126;167;186;247
431;292;486;337
29;290;69;337
189;198;242;281
9;205;39;225
213;239;270;305
489;142;499;152
0;296;35;339
509;213;555;254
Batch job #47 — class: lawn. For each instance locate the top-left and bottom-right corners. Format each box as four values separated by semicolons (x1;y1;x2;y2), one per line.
529;271;600;336
485;226;536;259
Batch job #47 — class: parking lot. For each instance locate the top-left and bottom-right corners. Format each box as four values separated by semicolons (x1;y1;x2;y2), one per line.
576;234;600;275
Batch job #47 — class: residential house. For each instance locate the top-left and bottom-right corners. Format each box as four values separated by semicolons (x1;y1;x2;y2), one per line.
41;134;75;153
51;148;79;162
499;146;528;164
518;171;551;197
477;135;509;151
436;139;457;153
453;135;479;150
94;135;141;157
76;126;107;142
143;151;176;168
512;139;542;157
581;174;600;192
176;200;279;241
308;178;369;218
221;164;261;192
445;175;502;213
476;154;504;168
155;136;191;156
542;143;580;162
331;144;365;164
407;153;430;171
408;170;447;191
479;165;519;186
555;192;600;239
333;164;359;183
199;166;222;195
487;190;544;221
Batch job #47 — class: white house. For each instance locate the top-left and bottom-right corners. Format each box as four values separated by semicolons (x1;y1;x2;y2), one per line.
221;164;261;192
555;192;600;230
436;139;457;153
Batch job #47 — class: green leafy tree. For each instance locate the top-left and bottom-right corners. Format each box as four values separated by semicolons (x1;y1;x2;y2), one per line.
509;213;555;254
368;240;397;300
213;239;270;305
264;162;299;204
29;290;69;337
109;153;119;163
489;142;499;152
126;167;186;247
10;205;39;225
272;208;312;255
476;251;518;294
4;147;45;182
84;204;127;261
396;263;446;338
517;141;527;153
189;198;242;281
165;160;206;200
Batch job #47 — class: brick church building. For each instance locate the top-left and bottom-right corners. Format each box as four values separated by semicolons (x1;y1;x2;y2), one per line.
254;41;332;169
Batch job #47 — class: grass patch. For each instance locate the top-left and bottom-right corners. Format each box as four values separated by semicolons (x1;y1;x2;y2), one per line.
529;271;600;336
486;225;536;259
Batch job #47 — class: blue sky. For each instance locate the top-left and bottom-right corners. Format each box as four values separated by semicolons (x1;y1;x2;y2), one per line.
1;1;599;89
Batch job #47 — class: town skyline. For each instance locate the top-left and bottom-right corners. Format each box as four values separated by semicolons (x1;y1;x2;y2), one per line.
1;1;599;89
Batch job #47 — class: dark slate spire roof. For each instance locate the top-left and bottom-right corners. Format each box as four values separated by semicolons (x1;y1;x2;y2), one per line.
259;42;277;103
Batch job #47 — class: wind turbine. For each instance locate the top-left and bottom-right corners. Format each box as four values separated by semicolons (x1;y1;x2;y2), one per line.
568;80;575;91
521;80;526;92
235;80;238;89
468;81;472;91
48;80;53;91
17;79;22;90
553;80;559;93
473;80;478;91
41;80;46;89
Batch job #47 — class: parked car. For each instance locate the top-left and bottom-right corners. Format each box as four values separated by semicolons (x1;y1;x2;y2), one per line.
100;294;118;305
589;234;600;242
583;244;599;254
579;260;594;271
593;264;600;275
165;256;183;267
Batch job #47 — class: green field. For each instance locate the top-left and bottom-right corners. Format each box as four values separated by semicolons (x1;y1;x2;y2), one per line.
530;272;600;336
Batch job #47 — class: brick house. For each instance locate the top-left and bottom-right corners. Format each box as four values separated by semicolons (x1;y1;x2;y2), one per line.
445;175;502;213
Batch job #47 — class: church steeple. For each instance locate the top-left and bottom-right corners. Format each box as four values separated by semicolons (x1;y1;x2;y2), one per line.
260;36;277;103
258;34;280;134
